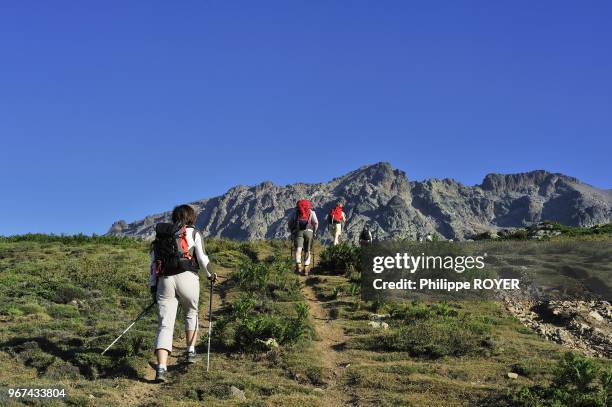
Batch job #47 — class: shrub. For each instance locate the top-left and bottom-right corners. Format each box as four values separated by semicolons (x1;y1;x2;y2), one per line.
49;304;80;318
11;341;56;374
233;257;300;299
210;250;249;268
234;261;271;292
319;243;361;274
7;307;25;317
51;285;88;304
19;302;46;315
513;352;611;406
205;239;242;255
45;359;81;380
328;281;360;299
216;302;312;351
511;360;539;378
356;317;491;358
352;300;492;358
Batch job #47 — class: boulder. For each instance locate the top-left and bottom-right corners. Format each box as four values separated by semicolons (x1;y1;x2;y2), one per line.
230;386;246;402
368;321;389;330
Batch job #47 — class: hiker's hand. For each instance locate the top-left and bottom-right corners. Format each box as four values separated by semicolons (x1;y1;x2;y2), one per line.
208;272;217;282
150;286;157;304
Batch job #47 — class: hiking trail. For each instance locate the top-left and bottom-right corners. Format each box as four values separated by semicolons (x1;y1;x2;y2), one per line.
302;275;356;406
122;279;223;407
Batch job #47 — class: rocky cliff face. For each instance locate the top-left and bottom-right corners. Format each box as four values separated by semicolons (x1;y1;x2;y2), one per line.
107;162;612;241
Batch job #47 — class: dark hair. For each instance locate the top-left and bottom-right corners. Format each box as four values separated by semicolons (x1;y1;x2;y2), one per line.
172;204;197;226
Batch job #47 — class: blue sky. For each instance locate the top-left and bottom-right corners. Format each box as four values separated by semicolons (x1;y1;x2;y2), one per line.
1;1;610;235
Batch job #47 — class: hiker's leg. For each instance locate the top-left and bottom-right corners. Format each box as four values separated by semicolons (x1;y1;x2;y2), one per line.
155;276;178;362
294;231;304;272
157;349;169;366
333;223;341;245
185;330;196;349
295;231;304;264
303;230;313;266
175;272;200;349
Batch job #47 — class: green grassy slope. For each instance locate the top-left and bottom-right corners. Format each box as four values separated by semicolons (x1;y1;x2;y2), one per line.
0;235;609;406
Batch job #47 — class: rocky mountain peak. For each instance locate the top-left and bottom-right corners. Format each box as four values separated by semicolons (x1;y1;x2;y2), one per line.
108;164;611;241
480;170;581;194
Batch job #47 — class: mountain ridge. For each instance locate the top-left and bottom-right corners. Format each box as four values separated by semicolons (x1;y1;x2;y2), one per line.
108;162;612;241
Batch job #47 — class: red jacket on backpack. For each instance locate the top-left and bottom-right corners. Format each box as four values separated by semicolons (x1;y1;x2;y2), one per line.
329;205;343;223
290;200;318;232
296;199;312;221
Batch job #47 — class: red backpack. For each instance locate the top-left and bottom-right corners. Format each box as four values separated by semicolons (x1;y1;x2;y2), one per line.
329;205;343;222
295;200;312;230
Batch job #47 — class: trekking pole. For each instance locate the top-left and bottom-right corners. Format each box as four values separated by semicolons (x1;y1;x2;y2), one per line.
206;278;214;372
312;231;316;269
101;302;155;355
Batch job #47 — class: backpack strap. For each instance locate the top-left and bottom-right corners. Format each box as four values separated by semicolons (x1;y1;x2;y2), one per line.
187;226;199;258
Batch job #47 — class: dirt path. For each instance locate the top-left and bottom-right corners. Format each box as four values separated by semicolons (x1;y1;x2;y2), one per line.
122;278;224;407
302;277;356;406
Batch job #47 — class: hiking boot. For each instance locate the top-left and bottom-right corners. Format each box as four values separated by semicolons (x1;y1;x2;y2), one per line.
187;351;200;364
155;368;168;383
295;263;303;274
304;264;311;276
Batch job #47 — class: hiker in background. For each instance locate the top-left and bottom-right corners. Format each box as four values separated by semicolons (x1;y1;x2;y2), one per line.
359;224;373;247
150;204;217;383
288;199;319;275
326;201;347;246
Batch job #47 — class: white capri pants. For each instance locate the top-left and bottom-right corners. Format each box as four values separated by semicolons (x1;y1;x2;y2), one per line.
155;271;200;353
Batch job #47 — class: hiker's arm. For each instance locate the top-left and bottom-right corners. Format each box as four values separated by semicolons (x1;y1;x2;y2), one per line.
311;211;319;233
149;252;157;302
287;213;295;232
194;232;213;278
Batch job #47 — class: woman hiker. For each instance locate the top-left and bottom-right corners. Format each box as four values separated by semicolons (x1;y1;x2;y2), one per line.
149;204;216;382
288;199;319;275
327;201;347;246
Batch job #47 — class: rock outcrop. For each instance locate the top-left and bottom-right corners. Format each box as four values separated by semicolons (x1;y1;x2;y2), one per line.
504;299;612;358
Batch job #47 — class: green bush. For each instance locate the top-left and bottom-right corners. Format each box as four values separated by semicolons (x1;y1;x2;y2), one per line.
385;300;459;321
353;317;492;358
319;243;361;274
216;299;312;351
544;221;612;237
50;284;88;304
351;300;492;358
205;238;242;255
19;302;46;315
6;307;25;317
513;352;611;406
209;249;249;268
49;304;80;318
234;261;270;292
45;359;81;380
233;257;300;299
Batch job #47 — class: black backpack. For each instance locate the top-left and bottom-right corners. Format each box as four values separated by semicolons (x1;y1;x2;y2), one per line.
151;222;199;276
